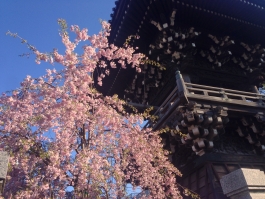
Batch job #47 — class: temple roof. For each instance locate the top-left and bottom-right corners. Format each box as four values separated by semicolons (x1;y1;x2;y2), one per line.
97;0;265;104
109;0;265;46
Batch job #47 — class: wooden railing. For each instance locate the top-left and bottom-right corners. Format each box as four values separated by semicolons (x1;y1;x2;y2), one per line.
185;83;265;108
151;71;265;129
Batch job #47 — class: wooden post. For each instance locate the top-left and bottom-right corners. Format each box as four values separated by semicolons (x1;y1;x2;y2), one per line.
175;71;188;99
250;85;263;105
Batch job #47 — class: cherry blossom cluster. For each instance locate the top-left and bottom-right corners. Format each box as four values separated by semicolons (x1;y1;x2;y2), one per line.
1;21;182;199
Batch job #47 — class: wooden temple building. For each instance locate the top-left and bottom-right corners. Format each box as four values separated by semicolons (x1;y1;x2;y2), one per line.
98;0;265;198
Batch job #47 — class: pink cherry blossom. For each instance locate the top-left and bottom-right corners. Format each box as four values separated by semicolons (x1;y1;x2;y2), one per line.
1;20;182;199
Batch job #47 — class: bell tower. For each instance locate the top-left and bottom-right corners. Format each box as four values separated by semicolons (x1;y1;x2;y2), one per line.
100;0;265;198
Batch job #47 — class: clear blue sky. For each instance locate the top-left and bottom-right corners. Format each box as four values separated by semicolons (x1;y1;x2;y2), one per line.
0;1;116;93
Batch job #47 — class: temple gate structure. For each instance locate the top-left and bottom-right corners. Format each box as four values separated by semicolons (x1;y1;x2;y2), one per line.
98;0;265;198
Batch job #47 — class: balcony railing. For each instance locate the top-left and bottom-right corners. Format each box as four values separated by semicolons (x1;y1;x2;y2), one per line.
185;83;265;108
152;71;265;130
